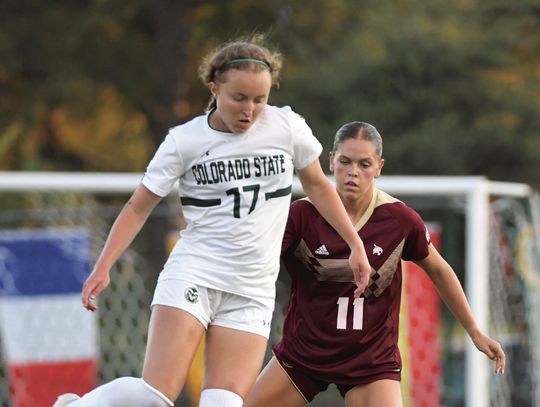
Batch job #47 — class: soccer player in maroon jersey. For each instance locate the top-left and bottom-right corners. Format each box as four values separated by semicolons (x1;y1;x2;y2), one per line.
244;121;506;407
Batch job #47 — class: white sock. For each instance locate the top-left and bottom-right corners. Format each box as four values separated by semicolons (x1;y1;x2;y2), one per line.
71;377;174;407
199;388;243;407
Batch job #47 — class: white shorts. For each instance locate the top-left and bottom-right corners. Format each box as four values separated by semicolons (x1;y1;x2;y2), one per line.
151;279;274;339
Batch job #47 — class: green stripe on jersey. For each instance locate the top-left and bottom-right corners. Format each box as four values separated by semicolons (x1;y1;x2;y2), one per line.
265;185;292;200
181;197;222;207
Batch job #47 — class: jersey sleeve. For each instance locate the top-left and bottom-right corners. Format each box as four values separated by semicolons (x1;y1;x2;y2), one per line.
281;199;304;255
288;108;323;170
401;206;431;261
142;131;184;197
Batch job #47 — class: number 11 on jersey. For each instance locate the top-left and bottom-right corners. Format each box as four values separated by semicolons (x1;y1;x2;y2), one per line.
336;297;365;330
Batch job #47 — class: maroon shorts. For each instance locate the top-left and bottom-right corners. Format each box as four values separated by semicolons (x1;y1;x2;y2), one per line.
274;351;401;402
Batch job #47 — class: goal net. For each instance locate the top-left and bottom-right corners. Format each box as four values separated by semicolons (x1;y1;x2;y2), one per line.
488;192;540;406
0;172;538;407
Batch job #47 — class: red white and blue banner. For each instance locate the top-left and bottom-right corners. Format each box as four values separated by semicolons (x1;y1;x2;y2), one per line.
0;228;98;407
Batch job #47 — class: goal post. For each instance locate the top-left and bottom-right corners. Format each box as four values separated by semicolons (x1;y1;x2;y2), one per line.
372;176;531;407
0;171;537;407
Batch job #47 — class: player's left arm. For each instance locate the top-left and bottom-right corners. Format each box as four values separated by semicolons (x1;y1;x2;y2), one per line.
414;244;506;374
296;159;370;296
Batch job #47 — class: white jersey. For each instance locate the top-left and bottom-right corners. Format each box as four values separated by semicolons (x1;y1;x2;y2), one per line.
142;105;322;305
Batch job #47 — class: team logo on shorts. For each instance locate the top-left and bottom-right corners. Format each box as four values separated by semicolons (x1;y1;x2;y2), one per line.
184;287;199;303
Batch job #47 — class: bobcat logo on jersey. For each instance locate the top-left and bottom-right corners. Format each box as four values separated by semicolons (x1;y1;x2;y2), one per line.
372;244;383;256
184;287;199;303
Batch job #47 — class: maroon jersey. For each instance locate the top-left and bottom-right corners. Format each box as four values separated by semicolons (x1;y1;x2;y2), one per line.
274;189;430;384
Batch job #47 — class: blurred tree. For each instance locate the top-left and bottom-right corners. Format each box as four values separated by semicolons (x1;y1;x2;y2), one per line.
1;1;151;170
267;0;540;188
0;0;286;171
1;0;539;187
0;0;202;171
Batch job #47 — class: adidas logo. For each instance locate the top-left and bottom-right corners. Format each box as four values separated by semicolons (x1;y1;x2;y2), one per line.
315;244;329;255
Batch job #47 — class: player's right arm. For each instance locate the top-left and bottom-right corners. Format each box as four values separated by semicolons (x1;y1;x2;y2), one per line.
82;184;162;311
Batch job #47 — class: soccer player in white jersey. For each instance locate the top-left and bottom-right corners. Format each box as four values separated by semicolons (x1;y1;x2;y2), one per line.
53;35;371;407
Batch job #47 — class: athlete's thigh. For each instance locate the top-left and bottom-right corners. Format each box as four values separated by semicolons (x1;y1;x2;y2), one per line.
203;324;268;398
345;379;402;407
244;357;306;407
142;305;206;401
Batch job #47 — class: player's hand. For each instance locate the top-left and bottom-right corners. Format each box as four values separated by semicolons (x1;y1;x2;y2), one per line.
349;245;371;298
81;266;111;312
471;332;506;374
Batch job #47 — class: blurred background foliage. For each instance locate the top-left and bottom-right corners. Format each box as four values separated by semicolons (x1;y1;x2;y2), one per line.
1;0;539;187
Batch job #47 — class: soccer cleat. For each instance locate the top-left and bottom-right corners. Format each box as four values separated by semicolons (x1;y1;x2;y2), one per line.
52;393;80;406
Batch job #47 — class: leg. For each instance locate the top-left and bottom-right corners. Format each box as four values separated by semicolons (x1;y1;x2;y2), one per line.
244;357;306;407
202;325;267;400
344;379;402;407
54;377;173;407
54;305;205;407
142;305;206;401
